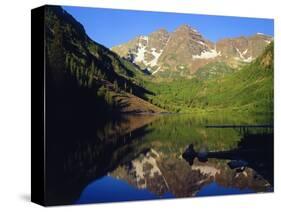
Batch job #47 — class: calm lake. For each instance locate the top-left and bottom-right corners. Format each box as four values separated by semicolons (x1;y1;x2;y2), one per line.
46;113;273;205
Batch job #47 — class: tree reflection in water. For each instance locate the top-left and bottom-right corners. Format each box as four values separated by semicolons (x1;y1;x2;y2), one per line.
182;127;273;186
45;113;273;205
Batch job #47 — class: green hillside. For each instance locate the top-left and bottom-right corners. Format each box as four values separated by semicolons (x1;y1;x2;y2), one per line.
196;62;234;80
144;43;273;114
197;42;273;113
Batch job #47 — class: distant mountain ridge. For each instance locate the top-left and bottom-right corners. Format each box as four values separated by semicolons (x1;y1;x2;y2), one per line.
111;25;273;75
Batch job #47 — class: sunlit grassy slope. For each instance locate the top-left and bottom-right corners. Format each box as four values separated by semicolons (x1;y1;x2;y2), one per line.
144;43;273;114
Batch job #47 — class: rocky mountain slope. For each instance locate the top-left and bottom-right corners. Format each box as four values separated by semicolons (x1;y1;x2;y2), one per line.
112;25;272;76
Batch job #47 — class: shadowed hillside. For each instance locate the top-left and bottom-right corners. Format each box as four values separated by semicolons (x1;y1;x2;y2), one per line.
45;6;163;118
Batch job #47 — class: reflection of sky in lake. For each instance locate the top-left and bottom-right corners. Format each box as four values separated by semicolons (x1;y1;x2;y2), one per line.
76;176;257;204
76;176;174;204
196;182;255;197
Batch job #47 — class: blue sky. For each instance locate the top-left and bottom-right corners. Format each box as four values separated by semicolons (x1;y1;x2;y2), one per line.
63;6;274;48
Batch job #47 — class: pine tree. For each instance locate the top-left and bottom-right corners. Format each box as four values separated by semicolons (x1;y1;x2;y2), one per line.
124;81;127;91
105;91;112;106
48;20;65;84
88;75;94;88
97;86;106;97
97;70;101;79
70;58;74;74
65;54;69;68
113;80;119;92
76;67;80;81
90;62;95;74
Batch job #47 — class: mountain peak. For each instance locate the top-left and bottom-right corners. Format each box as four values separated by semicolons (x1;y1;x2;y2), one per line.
175;24;191;31
178;24;190;28
174;24;201;37
112;23;273;75
149;28;169;37
155;28;169;33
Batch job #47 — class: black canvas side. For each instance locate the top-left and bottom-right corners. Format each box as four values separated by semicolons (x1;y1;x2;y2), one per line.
31;5;46;206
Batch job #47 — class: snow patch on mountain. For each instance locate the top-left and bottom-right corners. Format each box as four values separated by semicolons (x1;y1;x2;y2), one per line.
133;43;164;68
235;48;242;58
179;65;185;69
134;44;147;64
192;49;221;59
235;47;248;59
148;49;163;67
191;28;198;33
242;49;248;55
152;66;161;75
140;35;148;41
234;55;253;63
194;40;208;47
243;56;253;63
235;48;253;62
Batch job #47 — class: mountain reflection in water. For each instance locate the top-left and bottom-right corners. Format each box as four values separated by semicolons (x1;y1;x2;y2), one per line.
46;113;273;205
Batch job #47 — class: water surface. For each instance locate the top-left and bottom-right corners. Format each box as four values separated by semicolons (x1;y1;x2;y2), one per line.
46;113;273;205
